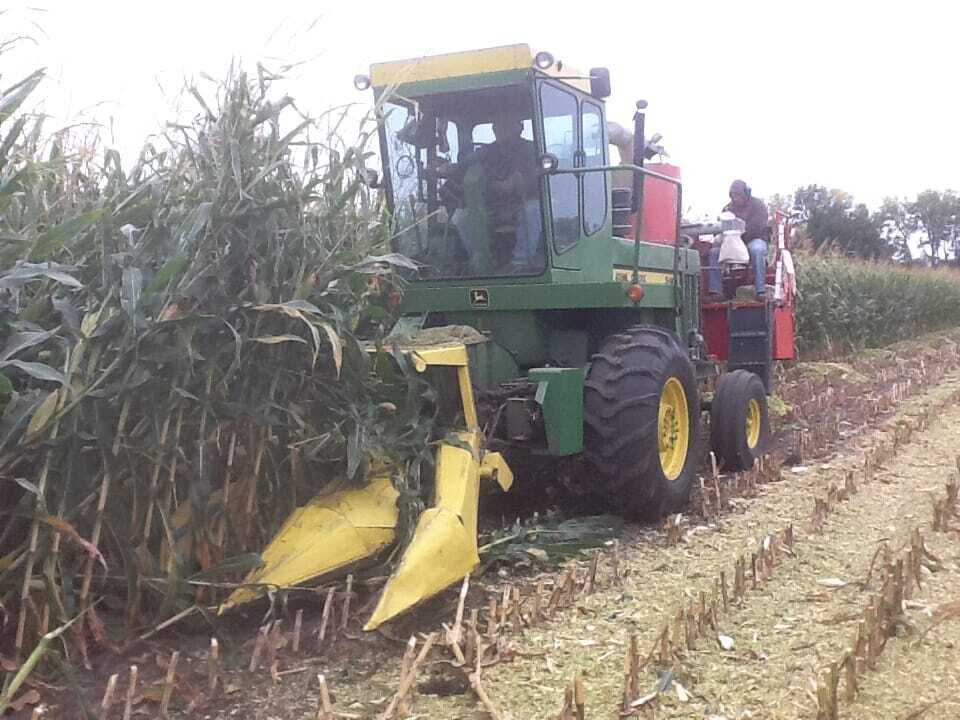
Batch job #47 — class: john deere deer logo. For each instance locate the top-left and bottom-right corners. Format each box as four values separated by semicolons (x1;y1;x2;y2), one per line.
469;288;490;308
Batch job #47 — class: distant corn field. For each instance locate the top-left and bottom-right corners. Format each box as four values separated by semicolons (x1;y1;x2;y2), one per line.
795;256;960;355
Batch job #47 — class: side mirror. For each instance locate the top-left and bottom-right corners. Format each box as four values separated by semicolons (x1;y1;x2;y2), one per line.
539;153;559;174
589;67;611;99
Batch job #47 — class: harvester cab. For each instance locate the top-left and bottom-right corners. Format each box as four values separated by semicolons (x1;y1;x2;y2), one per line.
223;44;796;629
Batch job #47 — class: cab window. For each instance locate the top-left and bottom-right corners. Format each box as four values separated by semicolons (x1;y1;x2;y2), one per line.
581;101;607;235
472;119;533;148
379;87;544;279
539;83;580;253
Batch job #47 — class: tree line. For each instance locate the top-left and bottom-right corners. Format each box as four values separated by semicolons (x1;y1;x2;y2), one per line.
768;187;960;266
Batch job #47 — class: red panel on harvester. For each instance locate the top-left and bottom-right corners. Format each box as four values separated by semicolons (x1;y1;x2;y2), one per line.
772;305;796;360
630;163;681;245
702;304;728;360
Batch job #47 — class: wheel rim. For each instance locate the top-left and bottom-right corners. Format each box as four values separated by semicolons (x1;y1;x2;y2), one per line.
745;398;761;449
658;377;689;481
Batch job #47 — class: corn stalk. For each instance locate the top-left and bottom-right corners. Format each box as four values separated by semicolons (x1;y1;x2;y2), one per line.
0;50;438;660
796;255;960;355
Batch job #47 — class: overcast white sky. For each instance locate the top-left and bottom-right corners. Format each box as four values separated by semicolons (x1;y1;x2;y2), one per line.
3;0;958;218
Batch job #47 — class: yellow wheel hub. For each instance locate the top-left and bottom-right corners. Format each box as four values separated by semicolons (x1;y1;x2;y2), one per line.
658;377;689;481
745;398;761;449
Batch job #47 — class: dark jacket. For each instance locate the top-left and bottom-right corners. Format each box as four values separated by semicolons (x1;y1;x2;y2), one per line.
465;138;538;199
724;196;769;242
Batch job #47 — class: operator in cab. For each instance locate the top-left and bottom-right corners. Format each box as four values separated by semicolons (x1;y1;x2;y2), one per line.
427;109;544;274
707;179;770;299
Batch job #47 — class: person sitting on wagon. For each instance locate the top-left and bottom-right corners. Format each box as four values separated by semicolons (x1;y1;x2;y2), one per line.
707;180;770;299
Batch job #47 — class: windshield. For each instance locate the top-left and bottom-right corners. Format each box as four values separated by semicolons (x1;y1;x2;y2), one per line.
379;86;546;279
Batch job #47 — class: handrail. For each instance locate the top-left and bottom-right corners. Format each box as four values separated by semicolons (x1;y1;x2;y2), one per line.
551;163;684;325
549;163;682;186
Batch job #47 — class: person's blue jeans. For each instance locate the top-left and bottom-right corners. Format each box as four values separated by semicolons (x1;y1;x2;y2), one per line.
708;239;768;295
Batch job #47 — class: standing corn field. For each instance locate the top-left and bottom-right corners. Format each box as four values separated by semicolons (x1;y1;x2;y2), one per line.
795;255;960;355
0;56;440;673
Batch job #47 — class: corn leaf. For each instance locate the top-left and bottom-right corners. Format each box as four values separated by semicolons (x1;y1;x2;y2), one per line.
0;360;68;386
1;328;58;361
252;334;307;345
0;262;83;289
0;68;44;124
23;388;59;442
28;209;106;260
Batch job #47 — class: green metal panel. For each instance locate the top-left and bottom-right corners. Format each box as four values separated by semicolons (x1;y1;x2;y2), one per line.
547;329;590;368
610;239;693;272
528;367;584;455
447;311;544;367
400;240;699;313
403;281;676;314
465;332;522;389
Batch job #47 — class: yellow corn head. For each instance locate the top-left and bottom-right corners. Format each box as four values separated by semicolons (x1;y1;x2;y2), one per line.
218;338;512;629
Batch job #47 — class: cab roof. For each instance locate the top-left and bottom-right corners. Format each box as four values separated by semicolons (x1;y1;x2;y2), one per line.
369;43;591;97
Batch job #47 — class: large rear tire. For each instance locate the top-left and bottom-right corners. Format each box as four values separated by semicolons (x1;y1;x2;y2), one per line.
710;369;769;471
584;326;700;519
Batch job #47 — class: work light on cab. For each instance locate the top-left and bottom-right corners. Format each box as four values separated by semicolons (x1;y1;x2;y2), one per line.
534;51;554;69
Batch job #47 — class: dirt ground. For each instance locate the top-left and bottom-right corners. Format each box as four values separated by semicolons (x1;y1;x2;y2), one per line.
14;330;960;719
431;376;960;720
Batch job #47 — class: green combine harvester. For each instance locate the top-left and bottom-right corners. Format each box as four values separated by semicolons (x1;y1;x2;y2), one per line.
222;44;796;629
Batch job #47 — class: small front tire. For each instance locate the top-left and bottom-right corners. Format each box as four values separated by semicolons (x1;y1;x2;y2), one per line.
710;369;769;471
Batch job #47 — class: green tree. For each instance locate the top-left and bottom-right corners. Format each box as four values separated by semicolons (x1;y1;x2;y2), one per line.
792;185;891;260
876;197;913;263
907;190;960;267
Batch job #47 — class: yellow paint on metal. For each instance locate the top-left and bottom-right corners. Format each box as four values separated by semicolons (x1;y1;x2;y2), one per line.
364;508;479;630
457;365;479;429
746;398;761;449
434;432;482;537
613;268;674;285
371;44;533;88
370;43;591;94
409;343;478;429
409;343;470;371
658;377;690;481
480;451;513;492
219;476;399;611
541;62;591;93
364;432;483;630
